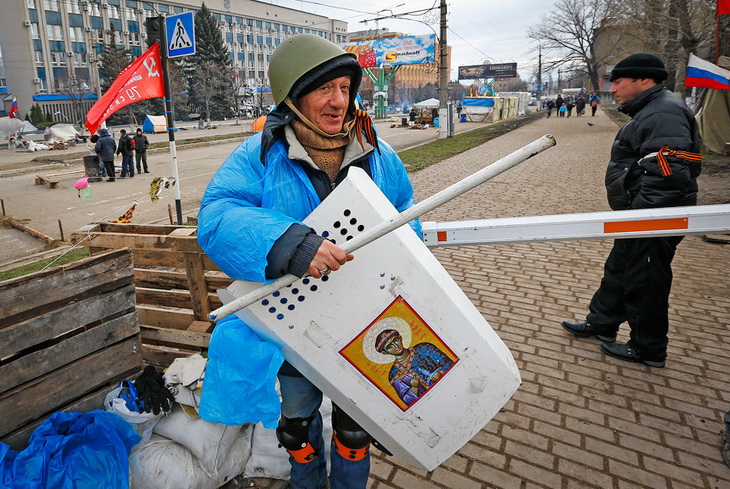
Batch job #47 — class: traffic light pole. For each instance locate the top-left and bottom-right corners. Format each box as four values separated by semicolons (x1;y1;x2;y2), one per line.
157;15;183;225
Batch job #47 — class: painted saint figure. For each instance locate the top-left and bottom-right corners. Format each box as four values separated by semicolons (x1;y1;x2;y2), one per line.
375;329;453;406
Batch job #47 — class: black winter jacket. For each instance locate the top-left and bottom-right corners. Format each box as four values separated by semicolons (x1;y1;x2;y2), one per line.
605;84;701;210
116;134;134;157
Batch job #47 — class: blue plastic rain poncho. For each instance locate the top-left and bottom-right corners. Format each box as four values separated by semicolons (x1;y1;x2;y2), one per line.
0;410;140;489
197;130;420;428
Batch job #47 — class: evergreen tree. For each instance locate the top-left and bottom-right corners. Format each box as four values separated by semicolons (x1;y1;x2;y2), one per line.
186;2;233;120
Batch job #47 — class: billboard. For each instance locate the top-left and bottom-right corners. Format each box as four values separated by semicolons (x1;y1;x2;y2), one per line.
458;63;518;79
342;34;436;68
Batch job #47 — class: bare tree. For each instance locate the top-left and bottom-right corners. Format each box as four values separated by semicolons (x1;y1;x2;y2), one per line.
529;0;619;92
192;61;230;127
608;0;715;92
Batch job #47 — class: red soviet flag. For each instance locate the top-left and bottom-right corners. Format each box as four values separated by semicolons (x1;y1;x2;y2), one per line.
85;42;164;134
720;0;730;15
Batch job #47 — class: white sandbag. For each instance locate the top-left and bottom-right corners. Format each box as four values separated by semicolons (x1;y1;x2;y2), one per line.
130;434;217;489
244;397;333;480
212;423;254;485
153;404;244;479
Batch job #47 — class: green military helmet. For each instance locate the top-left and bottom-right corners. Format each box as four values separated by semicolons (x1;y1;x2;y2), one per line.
269;33;361;106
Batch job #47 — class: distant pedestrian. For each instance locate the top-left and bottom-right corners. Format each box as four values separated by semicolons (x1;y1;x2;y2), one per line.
575;95;586;116
116;129;135;178
558;104;567;117
555;95;564;113
589;92;601;116
94;128;116;182
546;99;555;118
566;96;575;117
409;107;417;126
133;127;150;174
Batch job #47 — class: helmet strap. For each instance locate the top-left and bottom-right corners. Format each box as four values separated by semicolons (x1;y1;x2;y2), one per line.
284;97;354;139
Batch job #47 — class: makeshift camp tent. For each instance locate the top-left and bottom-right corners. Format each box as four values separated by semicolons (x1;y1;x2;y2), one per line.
413;98;439;109
0;117;24;140
249;115;266;132
47;123;78;142
21;120;38;133
142;115;166;133
461;97;494;122
412;98;440;124
696;55;730;155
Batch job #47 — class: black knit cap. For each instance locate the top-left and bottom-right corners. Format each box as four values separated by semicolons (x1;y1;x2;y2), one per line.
288;54;362;108
610;53;668;82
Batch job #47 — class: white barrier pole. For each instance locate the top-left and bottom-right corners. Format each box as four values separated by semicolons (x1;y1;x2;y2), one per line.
209;134;557;321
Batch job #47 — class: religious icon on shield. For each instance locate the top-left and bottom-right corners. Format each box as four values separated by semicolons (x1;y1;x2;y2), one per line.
340;296;458;411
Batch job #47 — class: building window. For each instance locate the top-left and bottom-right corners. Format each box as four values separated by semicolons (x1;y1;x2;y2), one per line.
28;0;37;8
46;24;63;40
256;36;263;45
35;51;44;63
43;0;59;11
31;23;40;39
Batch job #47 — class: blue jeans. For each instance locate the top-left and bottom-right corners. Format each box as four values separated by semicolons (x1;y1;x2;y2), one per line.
120;155;134;177
279;373;370;489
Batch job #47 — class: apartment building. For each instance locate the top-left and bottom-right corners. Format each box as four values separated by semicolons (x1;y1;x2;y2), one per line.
0;0;347;122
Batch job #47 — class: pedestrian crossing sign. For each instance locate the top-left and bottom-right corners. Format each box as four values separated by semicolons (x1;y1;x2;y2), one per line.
166;12;195;58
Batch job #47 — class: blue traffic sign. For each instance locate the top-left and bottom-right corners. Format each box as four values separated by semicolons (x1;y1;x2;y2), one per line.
166;12;195;58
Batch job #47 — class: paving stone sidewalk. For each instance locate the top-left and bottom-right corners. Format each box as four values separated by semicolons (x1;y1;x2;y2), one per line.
246;108;730;489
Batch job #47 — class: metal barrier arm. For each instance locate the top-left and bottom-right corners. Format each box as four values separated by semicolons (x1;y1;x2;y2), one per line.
209;134;557;321
422;204;730;247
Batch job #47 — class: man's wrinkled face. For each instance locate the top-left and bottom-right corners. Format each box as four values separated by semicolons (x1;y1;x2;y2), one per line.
610;77;655;105
297;76;351;134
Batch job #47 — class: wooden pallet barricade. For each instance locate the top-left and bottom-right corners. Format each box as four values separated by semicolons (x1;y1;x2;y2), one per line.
71;223;233;367
0;248;142;449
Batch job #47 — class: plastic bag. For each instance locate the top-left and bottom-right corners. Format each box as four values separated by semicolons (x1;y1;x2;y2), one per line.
0;410;140;489
199;315;285;429
104;385;162;446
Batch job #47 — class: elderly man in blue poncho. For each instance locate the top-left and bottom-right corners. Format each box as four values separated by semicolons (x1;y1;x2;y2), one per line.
197;34;420;489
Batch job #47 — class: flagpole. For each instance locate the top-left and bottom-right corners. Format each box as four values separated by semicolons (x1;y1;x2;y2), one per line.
159;15;183;225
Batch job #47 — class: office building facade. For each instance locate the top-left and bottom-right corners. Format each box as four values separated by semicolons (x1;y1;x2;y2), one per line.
0;0;347;123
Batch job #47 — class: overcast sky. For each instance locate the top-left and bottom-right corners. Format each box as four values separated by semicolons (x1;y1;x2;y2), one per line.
267;0;558;81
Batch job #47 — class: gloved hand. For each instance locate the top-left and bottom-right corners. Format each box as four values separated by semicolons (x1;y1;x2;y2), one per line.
134;366;175;415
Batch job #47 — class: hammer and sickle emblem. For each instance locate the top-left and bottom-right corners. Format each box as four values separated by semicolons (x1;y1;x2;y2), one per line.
143;56;161;78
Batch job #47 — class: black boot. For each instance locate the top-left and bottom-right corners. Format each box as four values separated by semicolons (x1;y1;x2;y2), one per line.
561;320;616;342
600;342;665;368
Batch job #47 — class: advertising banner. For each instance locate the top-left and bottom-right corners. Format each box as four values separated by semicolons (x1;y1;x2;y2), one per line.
458;63;518;79
342;34;436;68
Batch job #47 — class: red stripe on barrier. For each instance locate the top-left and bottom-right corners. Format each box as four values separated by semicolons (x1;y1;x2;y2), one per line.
437;231;447;242
604;218;688;234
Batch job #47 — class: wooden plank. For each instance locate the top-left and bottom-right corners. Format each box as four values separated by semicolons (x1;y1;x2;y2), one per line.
188;320;215;334
1;312;139;395
136;287;193;309
184;252;210;320
82;231;204;253
0;337;141;437
131;249;187;268
0;385;117;451
0;249;133;328
137;305;195;329
141;324;211;348
134;268;232;293
169;227;197;237
1;284;136;359
141;344;198;368
100;222;188;235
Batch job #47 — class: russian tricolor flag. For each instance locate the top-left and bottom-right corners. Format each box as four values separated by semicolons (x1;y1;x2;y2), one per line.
685;53;730;90
9;97;18;118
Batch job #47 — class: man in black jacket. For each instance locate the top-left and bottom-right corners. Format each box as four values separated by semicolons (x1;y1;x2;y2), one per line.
561;53;701;368
133;128;150;174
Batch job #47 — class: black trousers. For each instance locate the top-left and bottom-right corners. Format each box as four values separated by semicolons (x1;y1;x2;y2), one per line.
586;236;683;359
103;160;115;180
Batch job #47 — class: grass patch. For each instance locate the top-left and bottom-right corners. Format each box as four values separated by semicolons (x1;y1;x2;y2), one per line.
601;104;630;127
0;246;90;282
399;112;544;172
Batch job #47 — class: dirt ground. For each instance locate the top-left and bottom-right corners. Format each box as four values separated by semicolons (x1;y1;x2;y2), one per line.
698;153;730;205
